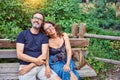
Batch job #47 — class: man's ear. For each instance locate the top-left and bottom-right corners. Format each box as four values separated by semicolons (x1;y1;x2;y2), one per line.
31;19;33;23
41;22;44;28
46;33;49;36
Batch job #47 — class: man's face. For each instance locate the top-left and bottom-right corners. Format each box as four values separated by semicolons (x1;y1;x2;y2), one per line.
31;13;43;29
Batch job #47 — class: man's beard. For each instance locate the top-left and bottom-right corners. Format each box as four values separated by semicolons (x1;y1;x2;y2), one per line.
31;21;42;29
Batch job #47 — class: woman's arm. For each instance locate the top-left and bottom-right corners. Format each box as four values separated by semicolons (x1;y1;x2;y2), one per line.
63;33;72;72
45;43;53;78
45;48;50;66
64;33;72;65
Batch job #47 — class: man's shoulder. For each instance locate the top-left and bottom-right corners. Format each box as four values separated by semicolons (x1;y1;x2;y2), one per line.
19;29;30;35
22;29;29;33
39;32;48;40
17;29;30;39
39;32;48;37
38;32;48;43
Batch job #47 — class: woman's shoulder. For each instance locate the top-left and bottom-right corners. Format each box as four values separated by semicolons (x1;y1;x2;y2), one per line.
63;32;68;36
63;33;69;38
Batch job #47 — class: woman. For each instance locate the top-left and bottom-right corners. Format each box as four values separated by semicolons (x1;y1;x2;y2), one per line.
43;21;81;80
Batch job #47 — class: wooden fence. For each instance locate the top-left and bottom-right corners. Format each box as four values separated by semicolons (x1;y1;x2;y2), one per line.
72;23;120;65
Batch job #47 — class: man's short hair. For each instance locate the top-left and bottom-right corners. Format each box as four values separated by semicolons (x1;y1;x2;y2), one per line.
32;12;45;22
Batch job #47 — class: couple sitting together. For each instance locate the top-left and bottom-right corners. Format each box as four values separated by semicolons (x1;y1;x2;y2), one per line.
16;12;81;80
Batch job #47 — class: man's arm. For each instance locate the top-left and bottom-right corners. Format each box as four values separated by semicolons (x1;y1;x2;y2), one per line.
38;44;49;61
16;43;38;63
18;43;49;75
27;44;49;67
26;44;49;68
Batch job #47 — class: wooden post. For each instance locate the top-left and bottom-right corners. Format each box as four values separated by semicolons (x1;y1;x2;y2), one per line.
79;23;86;38
70;38;89;47
71;23;79;38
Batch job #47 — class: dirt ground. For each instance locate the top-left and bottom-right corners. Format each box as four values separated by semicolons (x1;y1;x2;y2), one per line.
85;65;120;80
105;65;120;80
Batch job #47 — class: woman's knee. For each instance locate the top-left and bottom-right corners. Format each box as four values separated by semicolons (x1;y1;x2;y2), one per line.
70;71;78;80
51;76;62;80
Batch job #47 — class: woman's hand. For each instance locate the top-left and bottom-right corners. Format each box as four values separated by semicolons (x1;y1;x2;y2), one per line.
45;65;52;78
63;64;70;72
19;65;32;75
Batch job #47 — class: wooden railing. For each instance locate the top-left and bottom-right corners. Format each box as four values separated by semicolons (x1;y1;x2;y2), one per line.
72;22;120;64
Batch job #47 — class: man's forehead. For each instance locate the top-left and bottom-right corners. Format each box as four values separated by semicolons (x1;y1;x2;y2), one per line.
33;13;43;18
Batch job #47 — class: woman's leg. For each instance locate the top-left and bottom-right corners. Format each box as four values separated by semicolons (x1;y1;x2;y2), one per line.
37;65;62;80
51;76;62;80
70;71;78;80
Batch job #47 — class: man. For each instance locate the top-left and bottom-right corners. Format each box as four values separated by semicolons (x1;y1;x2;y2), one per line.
16;12;61;80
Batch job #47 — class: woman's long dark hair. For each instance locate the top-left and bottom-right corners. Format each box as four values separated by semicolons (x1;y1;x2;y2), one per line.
42;21;63;37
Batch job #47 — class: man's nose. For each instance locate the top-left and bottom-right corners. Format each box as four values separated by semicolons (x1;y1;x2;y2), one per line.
35;19;39;21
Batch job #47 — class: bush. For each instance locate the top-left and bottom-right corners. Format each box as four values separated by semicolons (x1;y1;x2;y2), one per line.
0;0;30;40
40;0;80;32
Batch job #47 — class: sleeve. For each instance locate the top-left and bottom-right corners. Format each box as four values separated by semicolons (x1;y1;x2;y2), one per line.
42;35;49;44
16;31;25;44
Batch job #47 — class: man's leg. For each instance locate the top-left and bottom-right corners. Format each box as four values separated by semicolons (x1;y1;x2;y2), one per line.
18;65;38;80
37;65;61;80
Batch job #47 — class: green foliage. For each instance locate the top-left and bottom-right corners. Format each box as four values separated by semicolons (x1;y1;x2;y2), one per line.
0;0;81;39
40;0;80;32
0;0;31;40
0;59;19;63
91;1;120;30
106;0;118;3
78;1;120;79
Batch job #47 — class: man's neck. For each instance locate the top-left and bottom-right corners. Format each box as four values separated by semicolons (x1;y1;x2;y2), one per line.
30;27;40;34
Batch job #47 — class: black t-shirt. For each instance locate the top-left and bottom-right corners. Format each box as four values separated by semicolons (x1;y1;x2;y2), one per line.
16;29;48;65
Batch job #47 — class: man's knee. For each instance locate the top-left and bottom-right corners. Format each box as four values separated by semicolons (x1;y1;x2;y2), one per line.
19;74;36;80
18;65;39;80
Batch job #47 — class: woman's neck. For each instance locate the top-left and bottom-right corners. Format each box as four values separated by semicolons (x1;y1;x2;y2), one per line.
50;33;58;39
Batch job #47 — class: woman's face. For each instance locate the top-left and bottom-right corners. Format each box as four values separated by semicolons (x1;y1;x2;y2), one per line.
44;23;56;36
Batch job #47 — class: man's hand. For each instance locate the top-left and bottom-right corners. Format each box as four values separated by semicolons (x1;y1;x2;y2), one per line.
34;56;46;66
19;65;32;75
